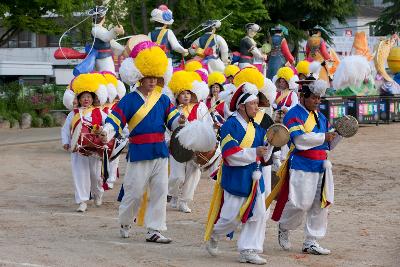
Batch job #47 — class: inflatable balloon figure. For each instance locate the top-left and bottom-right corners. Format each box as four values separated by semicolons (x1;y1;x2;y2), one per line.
188;20;229;73
238;23;267;73
375;34;400;95
305;26;332;83
266;24;294;79
55;5;125;76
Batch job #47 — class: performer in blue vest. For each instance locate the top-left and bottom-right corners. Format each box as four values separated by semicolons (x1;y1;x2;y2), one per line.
100;41;183;243
271;78;342;255
204;81;274;265
266;25;295;79
148;5;188;60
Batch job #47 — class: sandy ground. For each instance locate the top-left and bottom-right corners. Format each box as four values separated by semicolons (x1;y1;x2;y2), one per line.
0;124;399;267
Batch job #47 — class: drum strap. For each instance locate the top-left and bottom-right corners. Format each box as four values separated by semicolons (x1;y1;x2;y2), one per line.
275;90;291;106
127;90;162;131
254;110;264;124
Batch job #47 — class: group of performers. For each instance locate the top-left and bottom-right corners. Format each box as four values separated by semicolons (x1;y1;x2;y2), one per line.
59;4;348;265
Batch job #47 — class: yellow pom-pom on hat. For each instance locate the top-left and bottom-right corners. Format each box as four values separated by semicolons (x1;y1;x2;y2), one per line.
208;71;226;87
184;61;203;72
233;67;264;89
276;66;295;82
224;64;240;78
296;61;310;75
168;70;194;96
68;73;108;106
135;46;168;78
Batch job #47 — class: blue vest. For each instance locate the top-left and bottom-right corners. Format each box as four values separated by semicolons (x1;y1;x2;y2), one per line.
284;104;332;173
219;116;266;197
150;29;172;58
92;35;112;59
105;91;180;162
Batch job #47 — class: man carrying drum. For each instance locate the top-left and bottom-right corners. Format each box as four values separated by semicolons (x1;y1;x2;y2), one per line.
100;41;183;244
271;77;342;255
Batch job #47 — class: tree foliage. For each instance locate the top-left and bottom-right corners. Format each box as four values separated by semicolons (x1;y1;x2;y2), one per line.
0;0;89;46
370;0;400;35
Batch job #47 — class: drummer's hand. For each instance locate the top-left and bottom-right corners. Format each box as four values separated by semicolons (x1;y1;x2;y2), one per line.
100;131;108;143
262;54;268;61
63;144;70;151
183;49;189;56
256;146;268;157
178;115;186;125
281;107;288;114
92;125;103;135
325;132;337;142
114;25;124;35
213;121;221;130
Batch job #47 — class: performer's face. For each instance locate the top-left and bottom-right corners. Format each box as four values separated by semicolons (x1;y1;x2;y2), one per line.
93;95;101;107
277;78;288;90
177;91;192;105
73;97;78;108
140;77;158;92
303;93;321;111
227;76;234;84
211;84;221;97
78;92;93;108
242;99;259;118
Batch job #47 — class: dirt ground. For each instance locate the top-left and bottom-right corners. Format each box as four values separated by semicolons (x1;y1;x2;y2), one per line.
0;124;399;267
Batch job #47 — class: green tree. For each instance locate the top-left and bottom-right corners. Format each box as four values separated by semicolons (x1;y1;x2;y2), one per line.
370;0;400;35
0;0;88;47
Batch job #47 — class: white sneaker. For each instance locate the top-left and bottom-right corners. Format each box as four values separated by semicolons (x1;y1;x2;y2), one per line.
94;194;103;207
178;201;192;213
146;230;172;244
278;224;291;250
170;197;178;209
239;250;267;265
76;202;87;212
205;236;218;256
120;224;131;238
302;240;331;255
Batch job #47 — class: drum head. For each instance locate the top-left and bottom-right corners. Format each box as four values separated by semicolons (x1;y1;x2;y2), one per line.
170;126;194;163
334;115;358;138
110;137;128;161
266;123;290;147
123;34;151;57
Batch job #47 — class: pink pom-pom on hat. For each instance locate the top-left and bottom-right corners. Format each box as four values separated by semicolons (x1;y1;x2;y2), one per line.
129;41;158;58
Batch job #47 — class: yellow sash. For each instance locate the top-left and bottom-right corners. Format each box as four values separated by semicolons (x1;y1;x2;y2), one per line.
204;120;255;241
275;90;290;105
127;89;162;131
254;111;264;125
265;111;317;208
156;28;168;45
204;33;215;49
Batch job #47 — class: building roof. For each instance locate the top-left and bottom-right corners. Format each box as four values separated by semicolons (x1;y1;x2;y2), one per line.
356;5;384;18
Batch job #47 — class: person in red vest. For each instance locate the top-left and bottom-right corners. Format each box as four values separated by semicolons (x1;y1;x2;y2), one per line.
167;70;213;213
206;71;226;121
61;73;108;212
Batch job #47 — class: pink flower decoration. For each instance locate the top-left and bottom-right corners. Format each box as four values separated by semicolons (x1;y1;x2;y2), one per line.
129;41;158;58
159;5;169;11
195;69;208;83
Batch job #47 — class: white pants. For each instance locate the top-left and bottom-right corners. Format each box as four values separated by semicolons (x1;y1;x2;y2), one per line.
168;156;201;203
107;156;120;187
119;158;168;231
212;190;267;253
207;58;225;73
95;57;116;74
279;169;328;241
71;153;104;204
262;165;272;219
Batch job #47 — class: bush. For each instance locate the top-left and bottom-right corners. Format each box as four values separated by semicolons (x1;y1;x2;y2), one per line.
31;117;43;128
42;113;54;127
